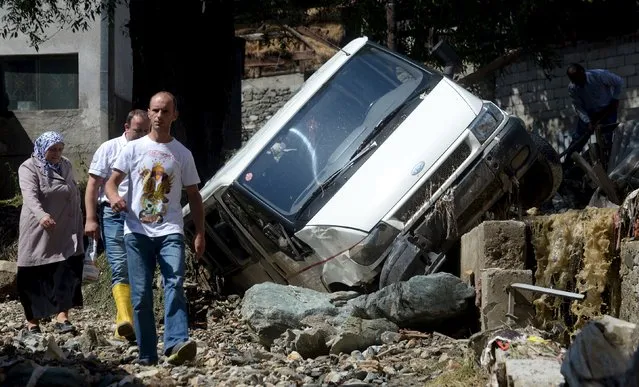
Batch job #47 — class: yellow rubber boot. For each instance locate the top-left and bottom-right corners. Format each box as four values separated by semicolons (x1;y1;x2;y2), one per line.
112;283;136;342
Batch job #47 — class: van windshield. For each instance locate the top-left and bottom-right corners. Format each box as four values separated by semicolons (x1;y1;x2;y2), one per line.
239;43;436;219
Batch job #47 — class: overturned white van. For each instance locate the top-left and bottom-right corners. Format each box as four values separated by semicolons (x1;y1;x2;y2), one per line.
183;36;561;293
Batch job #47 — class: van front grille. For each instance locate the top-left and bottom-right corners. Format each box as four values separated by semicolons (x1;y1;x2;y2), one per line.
395;142;471;222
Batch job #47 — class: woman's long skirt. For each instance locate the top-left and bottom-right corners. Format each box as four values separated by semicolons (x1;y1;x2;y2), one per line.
17;254;84;321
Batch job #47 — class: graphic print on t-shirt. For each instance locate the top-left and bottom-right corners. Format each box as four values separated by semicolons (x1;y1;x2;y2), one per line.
138;155;174;224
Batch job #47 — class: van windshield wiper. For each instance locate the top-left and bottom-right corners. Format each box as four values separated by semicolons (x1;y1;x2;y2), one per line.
351;83;435;159
297;140;378;213
318;140;378;193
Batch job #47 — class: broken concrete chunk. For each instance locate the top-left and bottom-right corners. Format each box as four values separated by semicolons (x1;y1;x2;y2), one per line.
506;358;565;387
480;269;534;331
460;221;527;285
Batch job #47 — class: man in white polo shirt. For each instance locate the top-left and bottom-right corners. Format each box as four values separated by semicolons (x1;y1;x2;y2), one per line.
84;109;150;341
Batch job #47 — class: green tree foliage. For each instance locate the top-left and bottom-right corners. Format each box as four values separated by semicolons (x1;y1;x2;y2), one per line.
344;0;639;68
0;0;119;50
5;0;637;66
235;0;639;69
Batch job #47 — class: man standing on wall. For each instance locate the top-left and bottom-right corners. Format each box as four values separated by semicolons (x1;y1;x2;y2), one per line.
105;91;205;366
85;109;150;342
566;63;624;153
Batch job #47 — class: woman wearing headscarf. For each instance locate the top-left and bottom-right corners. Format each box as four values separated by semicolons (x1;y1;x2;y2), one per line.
17;131;84;334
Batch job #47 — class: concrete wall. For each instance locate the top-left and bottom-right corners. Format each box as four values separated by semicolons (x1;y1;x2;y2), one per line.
0;12;105;178
494;34;639;153
241;73;305;145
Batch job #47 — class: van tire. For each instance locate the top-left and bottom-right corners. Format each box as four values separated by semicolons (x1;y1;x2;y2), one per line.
379;236;424;289
518;133;563;209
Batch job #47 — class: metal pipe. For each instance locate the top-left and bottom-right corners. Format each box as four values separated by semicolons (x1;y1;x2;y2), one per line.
508;283;585;300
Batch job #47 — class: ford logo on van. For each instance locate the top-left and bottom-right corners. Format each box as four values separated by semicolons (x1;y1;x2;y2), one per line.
411;161;426;176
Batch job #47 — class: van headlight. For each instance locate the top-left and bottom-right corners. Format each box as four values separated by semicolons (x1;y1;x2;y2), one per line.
349;222;401;266
295;222;401;266
469;102;504;143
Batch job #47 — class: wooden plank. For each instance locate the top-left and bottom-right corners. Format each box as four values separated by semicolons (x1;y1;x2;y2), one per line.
571;152;603;189
283;25;316;52
291;50;316;60
237;31;286;41
458;48;523;86
244;59;286;67
592;162;622;204
571;152;621;204
296;25;340;50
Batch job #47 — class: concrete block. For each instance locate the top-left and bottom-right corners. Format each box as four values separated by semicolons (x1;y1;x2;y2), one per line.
564;52;583;64
505;358;564;387
625;53;639;66
620;241;639;325
621;240;639;269
606;56;625;68
618;42;636;55
480;268;534;330
603;46;619;58
460;221;527;284
616;64;636;77
589;59;607;69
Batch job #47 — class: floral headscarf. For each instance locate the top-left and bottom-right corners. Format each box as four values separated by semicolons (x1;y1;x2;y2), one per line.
34;131;64;175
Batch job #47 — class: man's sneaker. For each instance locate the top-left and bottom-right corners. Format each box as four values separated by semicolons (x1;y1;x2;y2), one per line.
166;340;197;365
132;358;158;366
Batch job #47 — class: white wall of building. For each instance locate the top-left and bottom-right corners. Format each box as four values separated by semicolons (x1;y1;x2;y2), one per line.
0;13;105;176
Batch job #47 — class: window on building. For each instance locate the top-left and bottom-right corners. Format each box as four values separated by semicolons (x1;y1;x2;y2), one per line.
0;54;79;111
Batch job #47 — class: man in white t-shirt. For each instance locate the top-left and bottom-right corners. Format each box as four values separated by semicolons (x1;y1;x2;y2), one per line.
105;91;205;366
84;109;149;342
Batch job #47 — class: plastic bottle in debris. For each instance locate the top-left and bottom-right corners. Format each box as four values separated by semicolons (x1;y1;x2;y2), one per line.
83;237;99;282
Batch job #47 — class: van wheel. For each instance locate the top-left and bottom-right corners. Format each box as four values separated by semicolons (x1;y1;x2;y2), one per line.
379;236;424;289
518;133;563;209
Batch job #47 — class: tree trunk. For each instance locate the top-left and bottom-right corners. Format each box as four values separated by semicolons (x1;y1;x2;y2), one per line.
386;0;396;50
129;0;239;181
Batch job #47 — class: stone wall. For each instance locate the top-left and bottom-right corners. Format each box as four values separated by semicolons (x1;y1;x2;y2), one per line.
494;33;639;152
241;73;305;145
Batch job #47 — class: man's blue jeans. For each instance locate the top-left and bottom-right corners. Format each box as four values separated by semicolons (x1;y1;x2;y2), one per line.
99;204;129;285
124;232;189;362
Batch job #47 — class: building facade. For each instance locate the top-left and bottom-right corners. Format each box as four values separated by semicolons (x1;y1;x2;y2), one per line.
0;4;132;187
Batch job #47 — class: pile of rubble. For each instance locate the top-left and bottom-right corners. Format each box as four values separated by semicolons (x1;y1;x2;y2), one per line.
0;289;487;386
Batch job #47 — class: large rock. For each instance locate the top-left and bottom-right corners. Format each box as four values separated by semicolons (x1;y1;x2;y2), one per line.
240;283;339;346
345;273;475;327
327;317;398;355
241;274;471;355
0;260;17;299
